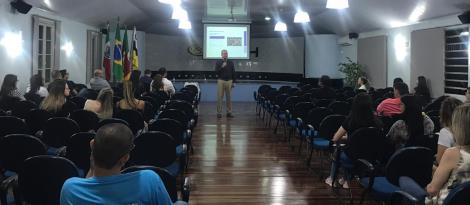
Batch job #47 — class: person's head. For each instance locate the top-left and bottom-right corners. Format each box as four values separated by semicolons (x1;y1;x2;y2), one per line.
466;87;470;102
221;49;228;59
158;67;167;78
0;74;18;96
393;77;403;86
51;70;63;80
130;70;141;88
151;74;164;92
144;69;151;76
357;77;368;86
96;88;114;119
440;97;463;128
400;95;424;137
417;76;427;87
40;79;68;113
59;69;69;80
91;123;134;170
29;74;44;94
393;82;409;98
349;92;378;126
319;75;331;87
122;81;137;108
452;104;470;150
94;69;103;78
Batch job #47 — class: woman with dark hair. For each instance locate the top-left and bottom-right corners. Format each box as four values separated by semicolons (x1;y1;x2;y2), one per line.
387;95;434;149
26;74;48;97
436;97;462;164
414;76;431;105
325;92;382;188
357;77;369;91
150;74;169;100
0;74;23;100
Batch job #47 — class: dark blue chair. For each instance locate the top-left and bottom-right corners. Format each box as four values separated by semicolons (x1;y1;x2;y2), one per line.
443;180;470;205
308;114;345;167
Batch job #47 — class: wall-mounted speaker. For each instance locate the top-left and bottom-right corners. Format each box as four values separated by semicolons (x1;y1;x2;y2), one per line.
349;32;359;39
10;0;32;14
458;10;470;24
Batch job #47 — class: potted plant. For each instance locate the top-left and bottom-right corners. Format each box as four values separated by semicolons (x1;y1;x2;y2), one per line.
338;57;366;87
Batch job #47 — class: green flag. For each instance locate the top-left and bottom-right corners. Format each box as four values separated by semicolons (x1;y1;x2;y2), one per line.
113;22;123;81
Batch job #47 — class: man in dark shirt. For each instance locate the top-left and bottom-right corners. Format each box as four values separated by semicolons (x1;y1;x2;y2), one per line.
215;49;236;118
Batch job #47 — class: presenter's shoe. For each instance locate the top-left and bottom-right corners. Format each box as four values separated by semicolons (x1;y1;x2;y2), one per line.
217;114;222;118
226;113;234;118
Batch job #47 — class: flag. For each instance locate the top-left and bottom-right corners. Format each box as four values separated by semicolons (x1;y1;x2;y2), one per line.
122;28;131;81
112;22;123;82
131;26;139;70
102;23;111;81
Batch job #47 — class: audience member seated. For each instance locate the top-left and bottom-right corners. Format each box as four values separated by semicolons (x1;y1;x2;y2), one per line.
140;69;153;92
314;75;336;99
84;88;114;119
117;81;145;111
151;67;175;96
60;69;78;96
131;70;146;97
26;74;48;98
426;104;470;204
376;82;409;116
0;74;24;100
386;95;434;149
60;123;173;204
40;79;71;115
90;69;111;91
151;74;169;96
47;70;64;91
393;77;404;85
414;76;431;105
436;97;462;164
357;76;369;92
324;93;382;188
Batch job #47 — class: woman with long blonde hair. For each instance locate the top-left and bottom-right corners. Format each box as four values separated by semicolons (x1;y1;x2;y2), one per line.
40;79;70;114
84;88;114;119
117;81;145;111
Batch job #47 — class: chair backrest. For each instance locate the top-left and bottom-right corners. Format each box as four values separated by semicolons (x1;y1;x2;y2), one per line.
43;117;80;148
18;155;79;205
115;110;145;134
346;127;387;163
122;166;178;202
184;84;199;97
385;147;433;187
316;99;333;108
426;110;440;117
443;181;470;205
281;96;303;111
130;131;177;168
65;132;95;172
24;109;52;134
148;118;185;145
12;100;38;119
258;85;272;97
86;89;98;100
318;115;346;140
166;100;194;119
172;92;193;104
0;95;20;111
158;109;189;128
429;116;441;133
97;118;129;129
142;101;155;122
406;134;438;155
69;96;87;109
0;134;47;173
292;102;316;120
70;110;99;132
54;100;78;117
24;92;43;106
287;88;301;96
274;94;289;107
390;191;419;205
0;116;29;137
277;85;291;94
306;107;333;130
328;101;351;116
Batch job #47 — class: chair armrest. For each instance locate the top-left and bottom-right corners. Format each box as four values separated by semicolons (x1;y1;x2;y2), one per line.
296;117;303;127
182;177;191;202
0;174;17;190
356;158;377;190
307;124;314;131
357;159;375;173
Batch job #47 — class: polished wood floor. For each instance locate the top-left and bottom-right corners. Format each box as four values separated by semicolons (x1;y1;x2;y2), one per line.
187;102;368;205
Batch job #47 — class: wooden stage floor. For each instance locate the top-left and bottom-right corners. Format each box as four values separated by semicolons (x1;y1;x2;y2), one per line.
187;102;370;205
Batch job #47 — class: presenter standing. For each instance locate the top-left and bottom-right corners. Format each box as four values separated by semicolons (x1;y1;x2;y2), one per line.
215;49;236;118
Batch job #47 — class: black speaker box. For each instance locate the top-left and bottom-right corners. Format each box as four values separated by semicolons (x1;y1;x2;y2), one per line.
11;0;32;14
458;10;470;24
349;32;359;39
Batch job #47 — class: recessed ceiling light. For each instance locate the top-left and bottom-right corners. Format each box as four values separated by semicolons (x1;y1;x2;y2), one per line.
178;20;192;30
274;22;287;32
265;16;271;21
408;3;426;22
326;0;349;9
294;11;310;23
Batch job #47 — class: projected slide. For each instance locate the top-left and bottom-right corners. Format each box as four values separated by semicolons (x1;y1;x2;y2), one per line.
204;24;250;59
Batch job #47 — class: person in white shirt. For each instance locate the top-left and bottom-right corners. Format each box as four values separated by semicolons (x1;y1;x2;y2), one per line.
357;77;369;91
151;67;175;95
436;97;462;164
26;74;48;97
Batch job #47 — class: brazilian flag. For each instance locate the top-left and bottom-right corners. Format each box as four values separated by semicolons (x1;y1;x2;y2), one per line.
113;22;123;82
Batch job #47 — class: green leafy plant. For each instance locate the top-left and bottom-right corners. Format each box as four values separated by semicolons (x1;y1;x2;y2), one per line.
338;57;366;87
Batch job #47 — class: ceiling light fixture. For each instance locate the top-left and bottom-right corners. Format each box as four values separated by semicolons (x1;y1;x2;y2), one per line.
265;16;271;21
294;10;310;23
274;22;287;32
326;0;349;9
178;20;192;30
1;31;23;58
61;41;74;57
171;5;188;20
159;0;181;6
408;3;426;22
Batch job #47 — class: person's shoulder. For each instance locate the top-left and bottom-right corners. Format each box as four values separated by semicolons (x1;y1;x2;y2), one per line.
62;177;86;190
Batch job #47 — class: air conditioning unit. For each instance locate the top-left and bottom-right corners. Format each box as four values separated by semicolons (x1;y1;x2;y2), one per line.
338;39;354;47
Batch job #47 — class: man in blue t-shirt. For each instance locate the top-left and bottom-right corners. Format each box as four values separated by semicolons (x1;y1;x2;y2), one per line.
60;123;173;205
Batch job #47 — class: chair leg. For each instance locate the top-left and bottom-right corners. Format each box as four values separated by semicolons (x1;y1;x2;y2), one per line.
298;136;304;155
268;113;273;128
358;189;368;205
0;190;7;205
274;119;279;134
